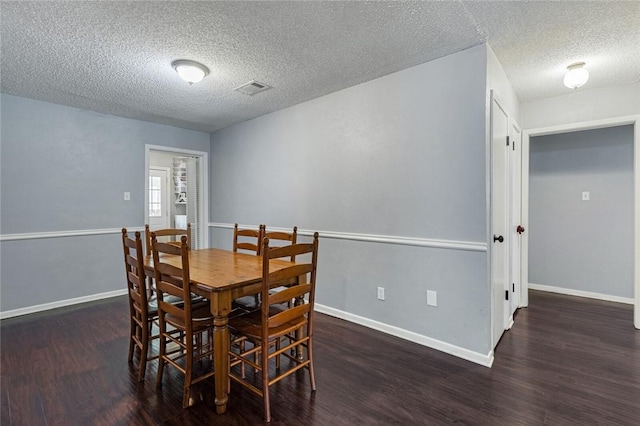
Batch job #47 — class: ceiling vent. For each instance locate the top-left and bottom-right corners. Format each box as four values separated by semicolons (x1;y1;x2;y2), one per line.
234;80;271;96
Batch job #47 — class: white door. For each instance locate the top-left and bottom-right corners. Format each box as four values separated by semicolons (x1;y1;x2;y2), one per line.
148;167;170;230
491;94;510;347
508;121;522;319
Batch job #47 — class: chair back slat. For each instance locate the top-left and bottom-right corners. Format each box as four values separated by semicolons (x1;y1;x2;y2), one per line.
268;264;313;286
269;304;310;329
233;223;264;255
267;283;311;306
267;242;313;262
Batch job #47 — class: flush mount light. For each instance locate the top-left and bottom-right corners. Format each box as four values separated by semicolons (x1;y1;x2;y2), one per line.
563;62;589;89
171;60;209;85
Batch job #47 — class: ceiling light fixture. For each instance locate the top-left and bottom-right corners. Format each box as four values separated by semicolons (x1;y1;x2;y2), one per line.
171;60;209;85
563;62;589;89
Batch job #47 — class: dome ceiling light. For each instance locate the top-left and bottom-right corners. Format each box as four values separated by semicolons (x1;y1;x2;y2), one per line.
172;60;209;85
563;62;589;89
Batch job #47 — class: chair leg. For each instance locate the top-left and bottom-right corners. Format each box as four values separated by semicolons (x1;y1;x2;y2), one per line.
138;320;149;381
183;333;194;408
128;317;136;362
240;340;246;378
262;342;271;423
156;320;166;388
307;336;316;391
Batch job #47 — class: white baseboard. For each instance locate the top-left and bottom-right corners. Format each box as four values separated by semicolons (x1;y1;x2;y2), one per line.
0;289;128;320
528;283;634;305
314;303;493;368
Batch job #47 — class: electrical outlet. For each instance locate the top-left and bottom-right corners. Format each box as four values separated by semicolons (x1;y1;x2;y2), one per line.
377;287;385;301
427;290;437;307
124;192;131;201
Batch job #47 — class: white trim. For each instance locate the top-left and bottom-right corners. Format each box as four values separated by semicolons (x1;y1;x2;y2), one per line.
0;227;144;242
522;114;640;329
145;145;209;249
315;303;493;367
529;283;634;305
520;133;530;308
0;289;128;320
209;223;487;252
635;119;640;329
506;315;514;330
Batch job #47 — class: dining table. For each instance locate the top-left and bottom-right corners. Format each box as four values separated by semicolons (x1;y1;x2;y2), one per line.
145;247;299;414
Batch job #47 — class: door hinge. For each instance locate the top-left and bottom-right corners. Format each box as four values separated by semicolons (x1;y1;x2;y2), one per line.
505;290;509;300
512;139;516;151
506;136;510;146
512;283;515;292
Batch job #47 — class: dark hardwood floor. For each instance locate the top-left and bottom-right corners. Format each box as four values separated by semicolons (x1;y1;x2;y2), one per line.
2;290;639;425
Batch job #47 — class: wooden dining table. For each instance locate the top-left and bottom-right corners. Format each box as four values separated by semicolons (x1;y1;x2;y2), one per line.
145;248;298;414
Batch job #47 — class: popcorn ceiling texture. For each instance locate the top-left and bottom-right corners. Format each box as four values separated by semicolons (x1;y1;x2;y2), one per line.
1;1;638;133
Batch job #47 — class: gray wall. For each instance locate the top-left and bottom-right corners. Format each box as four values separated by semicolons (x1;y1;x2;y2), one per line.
529;125;634;298
209;45;491;354
0;94;210;312
521;82;640;130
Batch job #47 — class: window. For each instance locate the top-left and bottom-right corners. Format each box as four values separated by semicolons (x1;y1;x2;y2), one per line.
149;176;162;217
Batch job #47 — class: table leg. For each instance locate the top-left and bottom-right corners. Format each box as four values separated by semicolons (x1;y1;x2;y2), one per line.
213;314;229;414
211;292;232;414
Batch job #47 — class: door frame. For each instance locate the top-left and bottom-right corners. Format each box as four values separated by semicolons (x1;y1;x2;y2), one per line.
521;114;640;329
144;145;209;249
489;91;511;349
508;119;522;321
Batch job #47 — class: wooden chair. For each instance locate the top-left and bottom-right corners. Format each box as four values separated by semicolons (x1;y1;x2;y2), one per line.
232;224;265;311
151;234;215;408
145;223;191;256
228;232;319;422
122;228;158;381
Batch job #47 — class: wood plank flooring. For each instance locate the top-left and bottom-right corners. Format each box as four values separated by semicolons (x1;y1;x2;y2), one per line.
2;290;639;425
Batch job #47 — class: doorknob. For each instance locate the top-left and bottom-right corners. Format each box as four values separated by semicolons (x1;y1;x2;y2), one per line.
517;225;525;235
493;235;504;243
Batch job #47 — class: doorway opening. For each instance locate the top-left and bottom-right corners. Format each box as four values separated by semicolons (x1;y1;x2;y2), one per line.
521;116;639;329
145;145;209;249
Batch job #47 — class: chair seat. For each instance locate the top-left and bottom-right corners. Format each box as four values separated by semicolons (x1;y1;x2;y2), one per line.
232;295;260;311
149;294;206;313
229;308;307;342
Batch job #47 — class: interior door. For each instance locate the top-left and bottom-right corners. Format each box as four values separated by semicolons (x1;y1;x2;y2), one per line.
508;121;522;319
148;167;170;230
491;94;510;347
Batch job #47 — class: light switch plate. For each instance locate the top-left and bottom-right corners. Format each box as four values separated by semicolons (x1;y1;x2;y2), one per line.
582;191;590;201
124;192;131;201
427;290;437;307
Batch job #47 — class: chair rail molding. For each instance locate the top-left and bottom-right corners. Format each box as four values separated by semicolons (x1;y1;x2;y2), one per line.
209;223;487;252
0;227;145;242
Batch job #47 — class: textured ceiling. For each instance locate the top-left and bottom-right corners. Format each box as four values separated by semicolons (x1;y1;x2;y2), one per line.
1;1;639;133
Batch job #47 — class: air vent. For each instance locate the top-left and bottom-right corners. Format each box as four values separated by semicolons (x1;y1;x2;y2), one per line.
234;80;271;96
